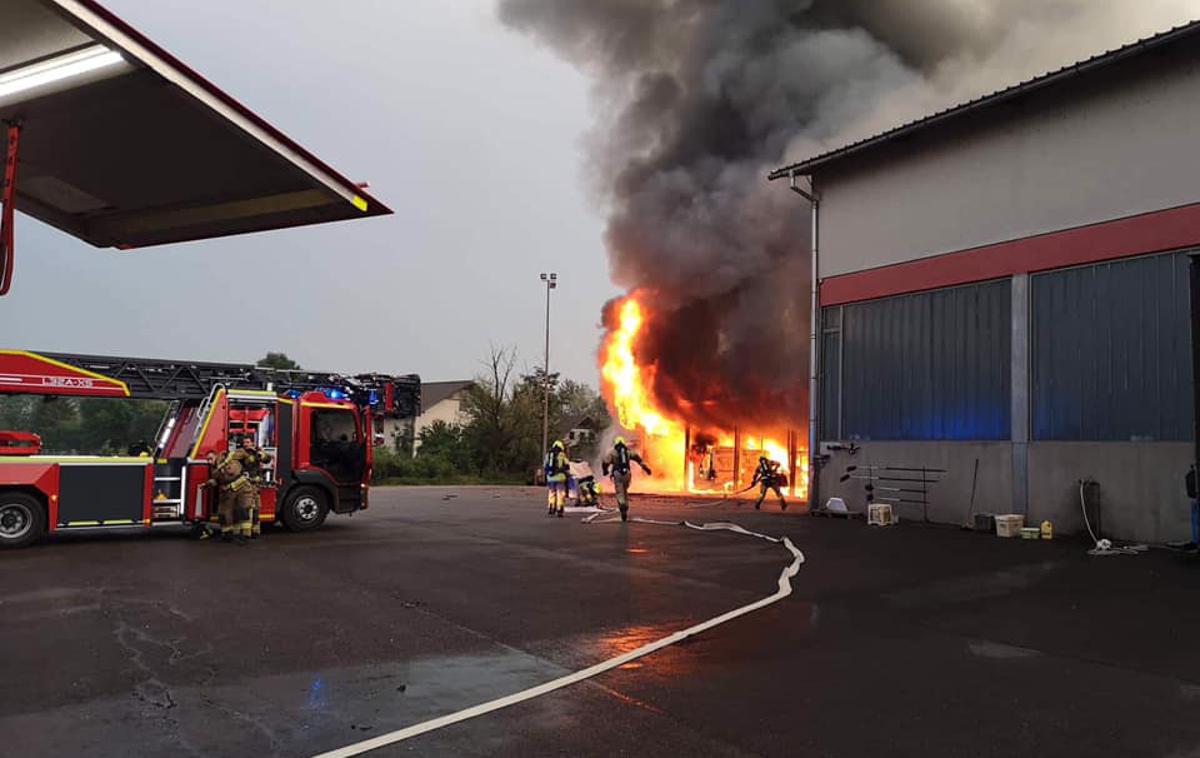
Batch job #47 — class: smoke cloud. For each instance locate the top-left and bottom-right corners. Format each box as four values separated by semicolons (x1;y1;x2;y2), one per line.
498;0;1198;431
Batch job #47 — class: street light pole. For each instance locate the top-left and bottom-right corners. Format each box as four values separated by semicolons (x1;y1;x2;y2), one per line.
540;272;557;467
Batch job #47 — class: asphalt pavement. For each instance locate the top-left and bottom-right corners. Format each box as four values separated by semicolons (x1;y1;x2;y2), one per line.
2;486;1200;757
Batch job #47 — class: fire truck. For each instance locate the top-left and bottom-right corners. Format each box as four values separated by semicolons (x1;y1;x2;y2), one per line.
0;350;419;549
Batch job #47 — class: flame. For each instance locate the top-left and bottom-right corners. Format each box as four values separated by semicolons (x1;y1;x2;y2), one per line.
599;293;809;500
600;297;680;438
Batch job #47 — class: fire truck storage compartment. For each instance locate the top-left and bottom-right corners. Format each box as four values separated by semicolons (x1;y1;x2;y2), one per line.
152;459;185;520
57;463;149;527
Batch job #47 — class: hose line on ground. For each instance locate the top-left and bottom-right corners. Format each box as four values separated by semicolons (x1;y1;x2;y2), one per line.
313;514;804;758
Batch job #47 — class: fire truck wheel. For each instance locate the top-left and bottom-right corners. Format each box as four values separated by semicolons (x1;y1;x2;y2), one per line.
0;492;46;549
282;486;329;532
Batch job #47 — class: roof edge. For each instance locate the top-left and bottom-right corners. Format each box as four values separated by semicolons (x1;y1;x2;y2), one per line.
55;0;392;216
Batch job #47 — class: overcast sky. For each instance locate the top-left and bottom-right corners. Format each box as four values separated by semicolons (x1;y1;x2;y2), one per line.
4;0;620;385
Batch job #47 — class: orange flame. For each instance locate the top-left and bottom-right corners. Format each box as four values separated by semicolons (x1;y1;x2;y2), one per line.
599;293;809;500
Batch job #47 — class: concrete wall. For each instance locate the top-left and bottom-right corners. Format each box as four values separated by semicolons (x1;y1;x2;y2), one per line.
1027;442;1192;545
818;48;1200;278
817;440;1193;544
819;442;1013;526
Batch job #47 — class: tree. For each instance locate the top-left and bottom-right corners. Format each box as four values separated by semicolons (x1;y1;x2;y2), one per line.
257;352;301;370
416;420;471;470
460;345;521;474
0;395;166;454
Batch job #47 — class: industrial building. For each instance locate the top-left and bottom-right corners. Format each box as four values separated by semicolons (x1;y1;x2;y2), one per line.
771;22;1200;543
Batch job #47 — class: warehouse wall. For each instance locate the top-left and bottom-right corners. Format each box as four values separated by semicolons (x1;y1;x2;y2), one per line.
816;259;1196;544
820;442;1013;525
818;441;1192;544
816;45;1200;278
1027;442;1192;544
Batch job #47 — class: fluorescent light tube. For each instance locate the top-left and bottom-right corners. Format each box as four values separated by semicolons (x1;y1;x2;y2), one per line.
0;45;124;99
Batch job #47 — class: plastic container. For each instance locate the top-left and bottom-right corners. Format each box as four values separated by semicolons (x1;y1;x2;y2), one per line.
1040;520;1053;540
995;514;1025;538
825;497;848;514
974;513;996;533
1020;527;1040;540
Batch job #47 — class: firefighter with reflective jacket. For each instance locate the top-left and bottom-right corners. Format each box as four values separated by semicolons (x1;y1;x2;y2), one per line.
203;450;254;544
602;436;652;522
545;440;570;518
231;435;272;538
752;455;788;511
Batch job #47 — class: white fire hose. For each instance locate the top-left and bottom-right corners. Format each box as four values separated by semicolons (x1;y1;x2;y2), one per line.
312;513;804;757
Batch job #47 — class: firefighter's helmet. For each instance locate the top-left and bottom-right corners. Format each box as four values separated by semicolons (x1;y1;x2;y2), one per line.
614;436;627;447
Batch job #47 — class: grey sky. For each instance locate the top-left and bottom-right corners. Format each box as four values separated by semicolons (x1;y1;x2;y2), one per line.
3;0;620;385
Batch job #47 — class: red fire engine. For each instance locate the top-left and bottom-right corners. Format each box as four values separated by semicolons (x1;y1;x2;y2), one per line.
0;350;419;549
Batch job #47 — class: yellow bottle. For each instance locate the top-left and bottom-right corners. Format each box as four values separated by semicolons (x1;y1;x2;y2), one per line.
1040;520;1053;541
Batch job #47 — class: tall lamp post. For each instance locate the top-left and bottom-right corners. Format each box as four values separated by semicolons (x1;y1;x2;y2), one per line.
540;271;556;462
540;272;557;467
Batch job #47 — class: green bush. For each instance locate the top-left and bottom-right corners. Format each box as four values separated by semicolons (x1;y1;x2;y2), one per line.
371;445;523;486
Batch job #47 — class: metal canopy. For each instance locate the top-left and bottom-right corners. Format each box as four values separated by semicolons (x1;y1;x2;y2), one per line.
0;0;390;252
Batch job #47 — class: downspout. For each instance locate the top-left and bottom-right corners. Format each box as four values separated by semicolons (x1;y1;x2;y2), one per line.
1;121;20;297
789;170;820;507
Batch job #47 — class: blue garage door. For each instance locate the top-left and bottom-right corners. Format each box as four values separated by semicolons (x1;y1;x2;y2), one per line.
826;279;1011;441
1032;252;1193;441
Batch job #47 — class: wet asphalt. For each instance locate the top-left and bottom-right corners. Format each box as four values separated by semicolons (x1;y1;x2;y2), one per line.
2;486;1200;757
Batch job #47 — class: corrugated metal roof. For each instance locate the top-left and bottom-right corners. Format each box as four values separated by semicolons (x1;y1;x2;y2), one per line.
768;19;1200;181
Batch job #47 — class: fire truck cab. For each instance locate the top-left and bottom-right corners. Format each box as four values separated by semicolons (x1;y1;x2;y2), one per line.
0;350;419;548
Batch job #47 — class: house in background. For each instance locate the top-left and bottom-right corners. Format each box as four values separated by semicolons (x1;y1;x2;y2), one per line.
560;414;602;456
377;380;474;454
413;381;474;455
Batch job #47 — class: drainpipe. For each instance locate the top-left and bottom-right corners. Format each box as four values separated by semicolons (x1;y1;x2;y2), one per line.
789;171;820;507
1;121;20;297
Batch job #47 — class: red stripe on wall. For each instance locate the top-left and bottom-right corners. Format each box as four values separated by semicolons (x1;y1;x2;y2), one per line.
821;201;1200;305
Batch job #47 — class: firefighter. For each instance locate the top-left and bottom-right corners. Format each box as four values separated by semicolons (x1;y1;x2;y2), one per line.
545;440;569;517
203;450;253;544
751;455;788;511
231;435;272;538
602;436;652;522
577;475;600;507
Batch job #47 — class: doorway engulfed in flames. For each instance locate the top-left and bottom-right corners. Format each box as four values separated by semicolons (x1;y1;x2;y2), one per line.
600;294;809;501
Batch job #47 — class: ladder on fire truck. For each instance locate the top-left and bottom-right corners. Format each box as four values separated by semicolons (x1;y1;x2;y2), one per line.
6;351;420;407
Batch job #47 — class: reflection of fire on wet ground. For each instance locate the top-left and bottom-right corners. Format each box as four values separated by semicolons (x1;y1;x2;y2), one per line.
596;623;695;672
600;295;809;503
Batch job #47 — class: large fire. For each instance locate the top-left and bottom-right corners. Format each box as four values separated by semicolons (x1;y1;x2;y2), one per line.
600;294;809;501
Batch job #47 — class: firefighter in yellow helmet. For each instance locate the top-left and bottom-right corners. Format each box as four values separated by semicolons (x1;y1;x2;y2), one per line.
602;436;652;522
545;440;569;517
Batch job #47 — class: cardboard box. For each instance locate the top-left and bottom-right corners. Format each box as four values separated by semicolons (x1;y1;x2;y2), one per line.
995;514;1025;538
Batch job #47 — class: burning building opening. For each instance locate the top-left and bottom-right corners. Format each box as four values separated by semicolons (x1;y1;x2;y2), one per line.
499;0;1198;505
600;292;809;499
